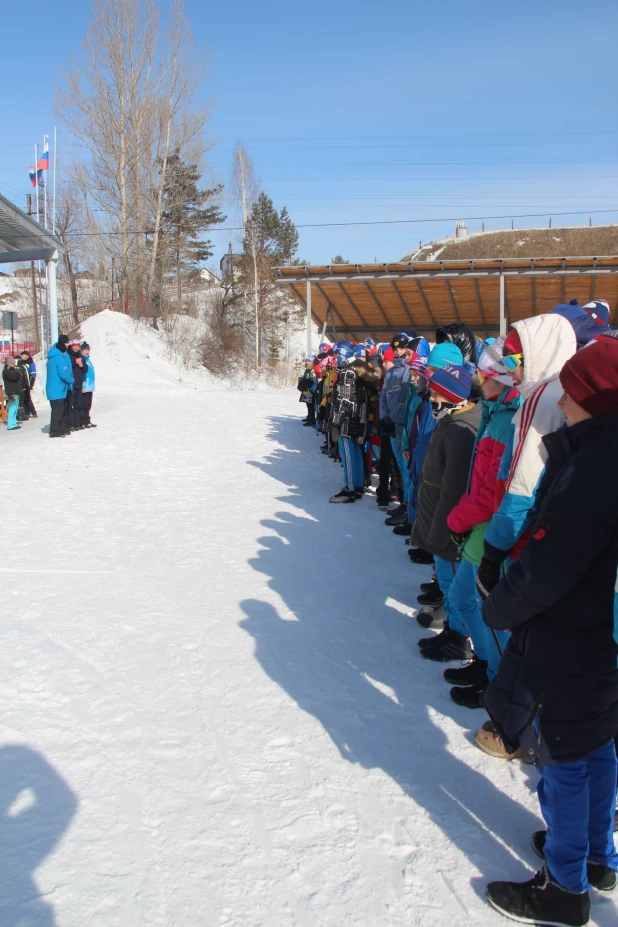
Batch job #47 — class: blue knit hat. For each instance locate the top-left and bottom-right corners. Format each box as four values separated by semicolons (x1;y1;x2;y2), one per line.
427;342;464;369
581;300;610;327
429;364;473;403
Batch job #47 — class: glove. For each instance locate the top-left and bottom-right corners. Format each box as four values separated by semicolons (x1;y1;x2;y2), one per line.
476;541;510;600
450;529;471;547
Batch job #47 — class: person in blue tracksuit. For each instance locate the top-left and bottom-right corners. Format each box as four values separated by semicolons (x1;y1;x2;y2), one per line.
483;335;618;927
46;335;74;438
80;342;97;427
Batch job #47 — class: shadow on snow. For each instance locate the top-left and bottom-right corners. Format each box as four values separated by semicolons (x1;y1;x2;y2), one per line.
0;744;77;926
238;413;615;923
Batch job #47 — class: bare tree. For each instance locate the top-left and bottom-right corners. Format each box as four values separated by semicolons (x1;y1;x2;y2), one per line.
56;0;210;321
231;143;260;364
55;185;83;326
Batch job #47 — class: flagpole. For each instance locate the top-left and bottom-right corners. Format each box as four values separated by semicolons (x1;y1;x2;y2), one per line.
53;127;58;234
43;135;48;230
34;144;39;223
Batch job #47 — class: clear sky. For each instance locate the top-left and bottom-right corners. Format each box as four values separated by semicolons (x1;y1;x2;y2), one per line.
1;0;617;265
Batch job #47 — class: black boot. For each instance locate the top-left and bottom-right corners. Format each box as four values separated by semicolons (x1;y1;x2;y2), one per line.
486;866;590;927
443;655;488;686
418;625;449;649
329;488;356;504
420;627;471;662
532;832;617;892
420;578;440;594
450;682;486;708
408;547;434;565
384;505;406;525
393;521;413;535
417;586;445;607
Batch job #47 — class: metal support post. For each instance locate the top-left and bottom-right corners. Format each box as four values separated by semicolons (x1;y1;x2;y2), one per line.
499;273;506;336
47;253;59;346
306;279;312;354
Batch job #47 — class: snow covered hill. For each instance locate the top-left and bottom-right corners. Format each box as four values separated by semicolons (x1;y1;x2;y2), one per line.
1;360;615;925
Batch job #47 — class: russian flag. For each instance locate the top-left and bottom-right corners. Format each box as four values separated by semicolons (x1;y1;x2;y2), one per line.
29;167;37;188
37;136;49;170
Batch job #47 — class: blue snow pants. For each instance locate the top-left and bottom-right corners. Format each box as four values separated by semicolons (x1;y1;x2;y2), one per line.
434;557;459;623
338;437;364;491
6;395;19;430
538;738;618;892
390;437;410;504
446;557;508;678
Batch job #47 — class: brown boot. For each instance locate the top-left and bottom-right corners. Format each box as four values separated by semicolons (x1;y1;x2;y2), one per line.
474;728;530;762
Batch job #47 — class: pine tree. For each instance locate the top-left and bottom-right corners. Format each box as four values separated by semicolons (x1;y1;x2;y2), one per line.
239;192;301;366
157;150;226;310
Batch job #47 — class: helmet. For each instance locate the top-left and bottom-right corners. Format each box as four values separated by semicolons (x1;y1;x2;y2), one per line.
336;347;353;367
390;332;413;349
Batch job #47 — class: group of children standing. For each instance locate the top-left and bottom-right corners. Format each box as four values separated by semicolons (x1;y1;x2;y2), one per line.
297;298;618;927
1;350;38;431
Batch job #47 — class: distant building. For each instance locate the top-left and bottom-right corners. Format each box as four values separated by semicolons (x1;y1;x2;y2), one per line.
220;244;242;283
199;268;220;286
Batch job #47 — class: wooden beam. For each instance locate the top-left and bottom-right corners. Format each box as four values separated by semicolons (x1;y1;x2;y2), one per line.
390;278;417;329
333;281;371;329
313;282;350;332
472;276;488;328
362;281;391;327
531;276;537;315
444;279;461;322
415;279;437;328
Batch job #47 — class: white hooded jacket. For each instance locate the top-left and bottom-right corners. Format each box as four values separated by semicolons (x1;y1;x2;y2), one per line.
484;313;577;555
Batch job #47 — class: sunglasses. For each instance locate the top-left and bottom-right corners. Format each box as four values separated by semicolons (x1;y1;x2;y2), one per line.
501;352;523;372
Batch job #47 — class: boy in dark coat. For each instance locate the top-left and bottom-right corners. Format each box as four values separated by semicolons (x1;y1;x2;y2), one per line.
18;350;37;418
411;364;482;661
483;337;618;927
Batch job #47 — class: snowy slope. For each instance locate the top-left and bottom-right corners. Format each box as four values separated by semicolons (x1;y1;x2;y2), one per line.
78;309;226;390
1;387;615;925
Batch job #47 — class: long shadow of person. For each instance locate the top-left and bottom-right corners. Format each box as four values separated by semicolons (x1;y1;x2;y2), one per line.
240;414;547;902
0;744;77;926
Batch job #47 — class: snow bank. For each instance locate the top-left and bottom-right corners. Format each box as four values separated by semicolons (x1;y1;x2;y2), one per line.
78;309;225;391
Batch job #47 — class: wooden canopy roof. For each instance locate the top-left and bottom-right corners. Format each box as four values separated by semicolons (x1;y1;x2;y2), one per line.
276;256;618;340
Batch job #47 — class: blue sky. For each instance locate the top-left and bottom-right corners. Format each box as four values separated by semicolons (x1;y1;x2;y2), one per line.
1;0;617;264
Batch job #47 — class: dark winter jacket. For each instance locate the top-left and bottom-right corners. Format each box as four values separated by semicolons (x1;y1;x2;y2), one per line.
2;364;22;397
411;401;482;560
483;415;618;765
71;360;87;390
330;364;367;440
18;355;36;387
68;350;88;389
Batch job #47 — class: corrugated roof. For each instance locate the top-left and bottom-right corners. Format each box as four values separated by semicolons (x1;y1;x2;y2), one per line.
276;257;618;337
0;191;62;262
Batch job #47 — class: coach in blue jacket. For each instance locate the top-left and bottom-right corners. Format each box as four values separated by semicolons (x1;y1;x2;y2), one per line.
46;335;74;438
482;335;618;927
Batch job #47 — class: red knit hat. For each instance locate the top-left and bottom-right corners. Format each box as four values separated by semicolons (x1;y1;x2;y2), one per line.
559;338;618;417
383;347;395;362
503;328;523;357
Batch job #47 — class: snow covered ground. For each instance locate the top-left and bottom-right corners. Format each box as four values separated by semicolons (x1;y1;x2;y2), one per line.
1;369;616;925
